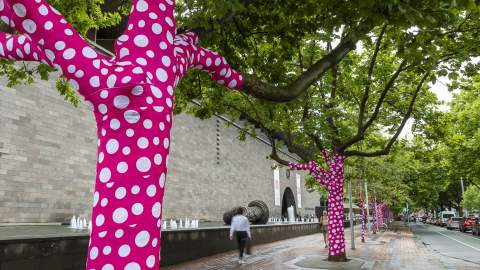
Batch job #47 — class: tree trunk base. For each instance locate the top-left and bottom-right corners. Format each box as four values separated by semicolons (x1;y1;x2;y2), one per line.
328;253;348;262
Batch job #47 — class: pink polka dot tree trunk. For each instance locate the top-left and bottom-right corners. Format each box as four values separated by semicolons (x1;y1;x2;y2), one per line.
358;199;366;242
0;0;243;269
289;150;348;261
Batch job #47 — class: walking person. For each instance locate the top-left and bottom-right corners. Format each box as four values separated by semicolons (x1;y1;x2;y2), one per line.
320;210;329;248
229;207;251;264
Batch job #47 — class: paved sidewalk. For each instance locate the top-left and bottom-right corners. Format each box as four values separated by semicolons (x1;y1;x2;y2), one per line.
162;222;480;270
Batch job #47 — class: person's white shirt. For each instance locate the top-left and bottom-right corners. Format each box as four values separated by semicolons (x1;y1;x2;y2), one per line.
230;215;251;238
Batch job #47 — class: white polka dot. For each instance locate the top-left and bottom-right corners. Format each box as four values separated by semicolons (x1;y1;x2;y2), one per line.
118;244;131;257
152;202;161;218
110;119;120;130
132;203;144;215
124;110;141;124
147;185;157;197
22;19;37;34
228;80;237;88
102;264;114;270
123;146;131;155
101;198;108;207
126;129;135;137
98;152;104;163
115;229;124;238
55;41;65;50
107;75;117;88
159;173;166;188
167;86;174;96
136;0;148;11
132;86;143;95
114;95;130;109
113;208;128;224
160;42;168;50
152;238;158;247
137;137;149;149
163;138;170;149
143;119;153;129
135;230;150;247
90;76;100;87
162;56;171;67
93;192;99;207
156;68;168;82
98;104;107;114
122;76;132;83
44;21;53;30
153;138;160;145
166;98;172;108
75;70;84;78
146;255;156;268
103;246;112;255
106;139;119;154
65;29;73;36
119;47;130;58
115;187;127;199
125;262;140;270
38;4;49;16
13;4;27;17
96;214;105;226
151;86;162;98
117;162;128;174
136;157;151;172
134;35;149;47
154;154;162;165
159;122;165;131
63;48;76;60
152;23;162;34
99;168;111;183
89;247;99;260
82;46;98;58
165;17;174;27
131;185;140;194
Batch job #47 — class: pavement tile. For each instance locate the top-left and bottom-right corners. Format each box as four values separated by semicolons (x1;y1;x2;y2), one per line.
162;222;480;270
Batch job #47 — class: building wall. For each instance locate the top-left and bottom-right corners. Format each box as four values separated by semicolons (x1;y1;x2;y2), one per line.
0;78;319;223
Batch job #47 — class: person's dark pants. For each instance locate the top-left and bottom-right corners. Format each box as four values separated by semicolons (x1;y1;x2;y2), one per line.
235;231;248;259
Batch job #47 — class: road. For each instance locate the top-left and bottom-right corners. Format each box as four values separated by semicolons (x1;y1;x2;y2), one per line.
410;222;480;266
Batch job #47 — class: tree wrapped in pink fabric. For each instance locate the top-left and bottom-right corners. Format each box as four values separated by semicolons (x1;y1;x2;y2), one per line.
358;198;366;242
0;0;243;269
289;150;347;261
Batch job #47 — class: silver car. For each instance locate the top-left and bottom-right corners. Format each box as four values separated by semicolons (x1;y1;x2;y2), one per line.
447;217;462;230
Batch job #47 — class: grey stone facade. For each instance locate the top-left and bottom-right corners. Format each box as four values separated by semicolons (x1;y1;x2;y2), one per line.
0;78;320;223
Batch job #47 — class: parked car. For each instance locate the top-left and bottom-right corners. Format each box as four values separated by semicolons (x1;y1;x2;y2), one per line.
440;211;456;227
460;217;477;232
447;217;463;230
472;219;480;236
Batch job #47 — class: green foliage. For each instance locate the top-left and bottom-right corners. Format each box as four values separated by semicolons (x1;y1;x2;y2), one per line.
0;0;127;104
56;76;81;107
462;186;480;211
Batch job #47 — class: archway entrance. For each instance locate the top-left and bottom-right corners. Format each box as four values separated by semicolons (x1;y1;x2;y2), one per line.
282;187;297;219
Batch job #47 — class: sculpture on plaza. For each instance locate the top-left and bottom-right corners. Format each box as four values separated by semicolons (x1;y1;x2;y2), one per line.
223;200;270;225
0;0;243;269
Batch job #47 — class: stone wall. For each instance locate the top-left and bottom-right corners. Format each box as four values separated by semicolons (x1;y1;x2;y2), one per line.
0;79;320;223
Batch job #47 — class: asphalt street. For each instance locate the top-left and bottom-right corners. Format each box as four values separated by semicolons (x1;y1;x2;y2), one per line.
411;222;480;266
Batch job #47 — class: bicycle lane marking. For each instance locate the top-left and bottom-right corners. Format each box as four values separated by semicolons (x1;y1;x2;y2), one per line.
435;230;480;253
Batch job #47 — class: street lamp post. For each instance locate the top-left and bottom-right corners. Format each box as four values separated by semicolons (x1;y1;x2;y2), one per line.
348;173;355;250
365;181;371;234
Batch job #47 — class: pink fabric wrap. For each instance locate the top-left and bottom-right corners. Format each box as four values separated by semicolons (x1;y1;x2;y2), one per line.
0;0;244;269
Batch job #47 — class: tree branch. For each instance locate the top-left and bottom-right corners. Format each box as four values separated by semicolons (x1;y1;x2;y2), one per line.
345;71;430;157
337;59;408;152
358;24;388;132
240;21;374;102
